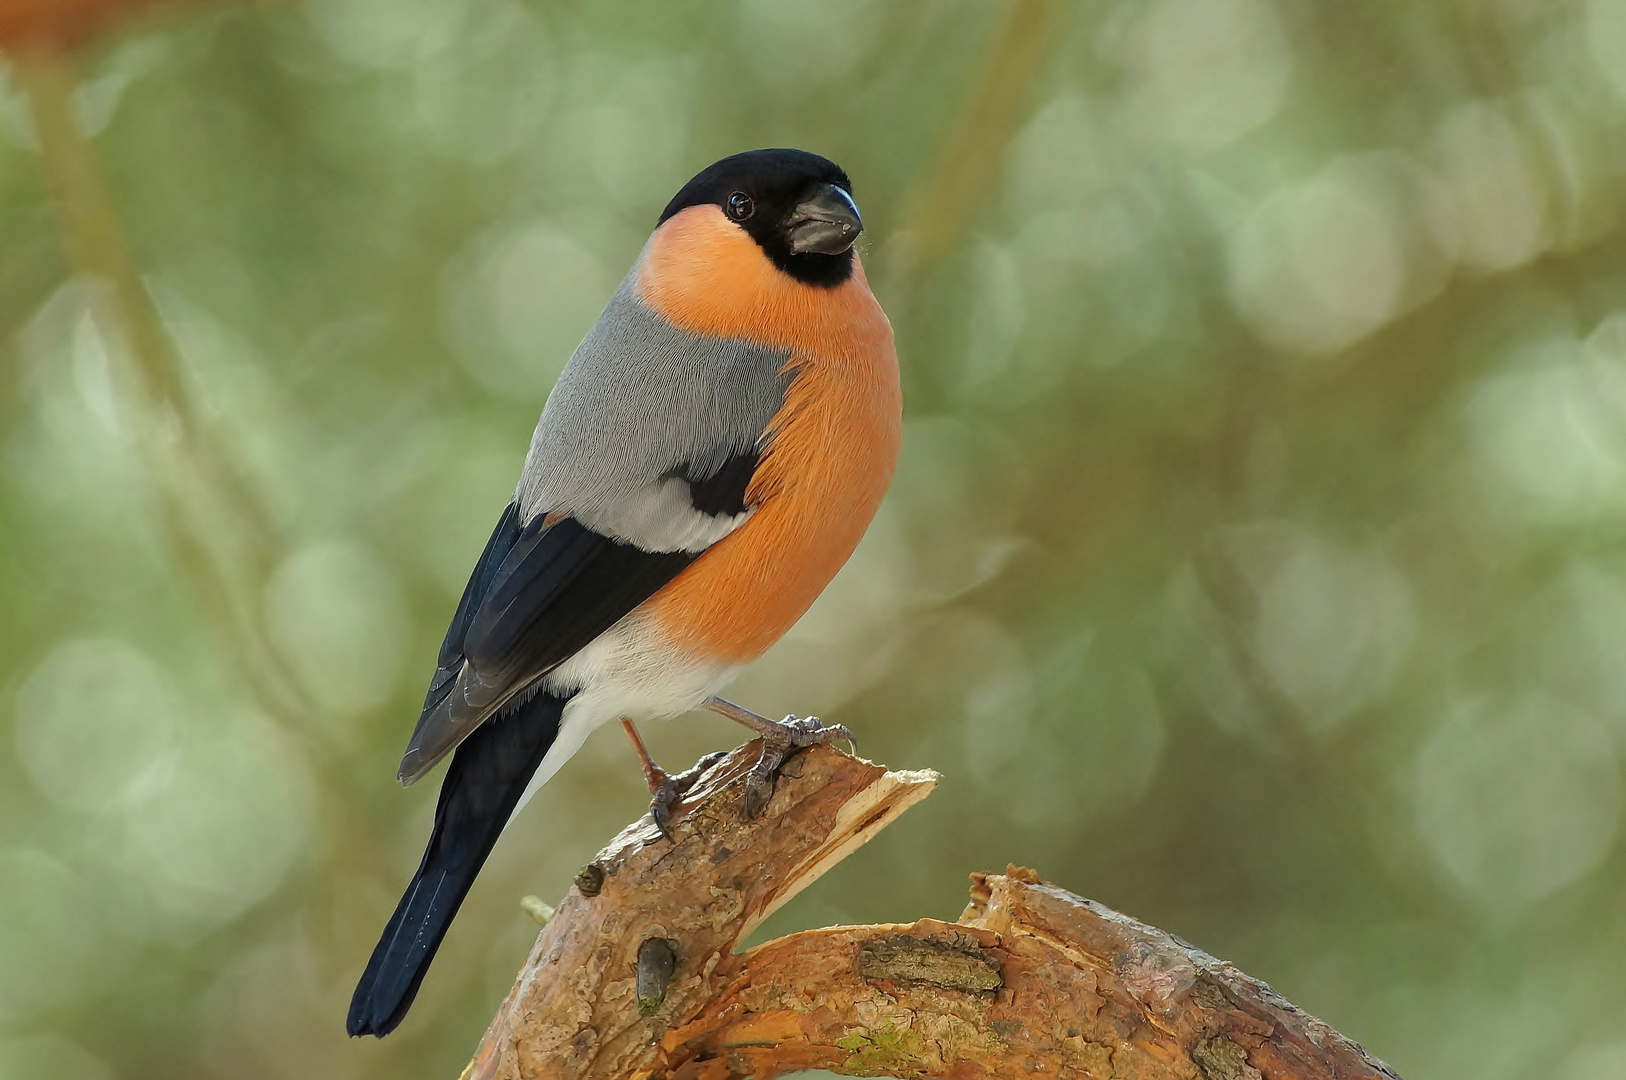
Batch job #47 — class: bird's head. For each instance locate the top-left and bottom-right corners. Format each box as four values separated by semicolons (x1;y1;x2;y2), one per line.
657;148;863;289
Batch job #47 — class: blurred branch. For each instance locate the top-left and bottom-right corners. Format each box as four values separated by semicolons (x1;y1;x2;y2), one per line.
16;40;415;953
16;44;316;725
887;0;1067;280
464;743;1401;1080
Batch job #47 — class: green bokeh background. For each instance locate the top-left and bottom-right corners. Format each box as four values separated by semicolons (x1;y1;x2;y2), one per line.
5;1;1626;1077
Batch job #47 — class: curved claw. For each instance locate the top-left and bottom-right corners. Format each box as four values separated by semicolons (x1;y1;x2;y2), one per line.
647;774;678;842
826;723;858;756
647;749;730;840
743;772;776;820
741;715;861;819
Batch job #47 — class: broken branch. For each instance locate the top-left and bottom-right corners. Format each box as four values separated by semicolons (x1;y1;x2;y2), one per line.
464;744;1400;1080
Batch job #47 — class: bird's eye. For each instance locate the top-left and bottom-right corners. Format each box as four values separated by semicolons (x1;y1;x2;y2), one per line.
726;191;755;221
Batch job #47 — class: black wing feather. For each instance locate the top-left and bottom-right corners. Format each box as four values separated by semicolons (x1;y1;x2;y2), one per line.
397;505;695;783
398;447;765;785
463;515;694;682
683;449;759;516
436;501;522;671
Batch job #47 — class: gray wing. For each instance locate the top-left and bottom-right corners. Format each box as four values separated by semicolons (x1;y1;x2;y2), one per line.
397;276;792;784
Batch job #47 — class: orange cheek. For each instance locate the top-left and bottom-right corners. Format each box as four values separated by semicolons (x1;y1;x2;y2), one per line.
634;205;891;364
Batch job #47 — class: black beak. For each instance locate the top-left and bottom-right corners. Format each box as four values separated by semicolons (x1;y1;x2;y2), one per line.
786;184;863;255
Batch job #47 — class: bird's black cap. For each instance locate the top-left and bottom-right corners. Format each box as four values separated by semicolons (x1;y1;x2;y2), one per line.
659;148;861;288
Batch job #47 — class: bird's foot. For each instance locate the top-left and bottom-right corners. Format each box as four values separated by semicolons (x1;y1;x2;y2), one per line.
743;714;857;819
648;750;728;840
704;698;858;818
622;718;727;841
645;765;678;841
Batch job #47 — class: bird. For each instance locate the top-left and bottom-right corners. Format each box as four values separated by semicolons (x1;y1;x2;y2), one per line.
346;148;901;1038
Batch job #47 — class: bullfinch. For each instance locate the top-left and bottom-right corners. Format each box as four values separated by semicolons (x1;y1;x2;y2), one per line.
347;149;901;1038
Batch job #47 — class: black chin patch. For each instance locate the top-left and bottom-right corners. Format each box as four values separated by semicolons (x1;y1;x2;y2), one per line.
777;249;855;288
659;148;858;289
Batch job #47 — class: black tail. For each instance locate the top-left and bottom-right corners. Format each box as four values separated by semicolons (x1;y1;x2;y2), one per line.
347;691;565;1037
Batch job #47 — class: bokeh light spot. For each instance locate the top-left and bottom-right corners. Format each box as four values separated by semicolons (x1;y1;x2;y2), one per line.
888;418;1028;605
735;0;879;88
962;649;1037;787
1466;338;1626;524
584;60;698;211
959;241;1026;389
11;285;143;517
1006;95;1109;220
1229;164;1402;354
1123;0;1292;154
265;541;410;716
1416;694;1621;906
14;638;179;812
1228;154;1455;355
1540;563;1626;738
1163;563;1273;743
124;709;315;925
304;0;469;71
440;222;614;398
1433;100;1547;272
411;0;553;165
1245;530;1415;730
1014;636;1165;827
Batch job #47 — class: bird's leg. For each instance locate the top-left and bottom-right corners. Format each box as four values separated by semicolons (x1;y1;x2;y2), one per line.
619;719;723;841
706;697;856;818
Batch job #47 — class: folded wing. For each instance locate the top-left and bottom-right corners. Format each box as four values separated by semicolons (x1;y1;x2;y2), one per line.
397;278;792;784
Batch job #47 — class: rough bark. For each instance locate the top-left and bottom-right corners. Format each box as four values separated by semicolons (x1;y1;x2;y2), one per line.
463;744;1400;1080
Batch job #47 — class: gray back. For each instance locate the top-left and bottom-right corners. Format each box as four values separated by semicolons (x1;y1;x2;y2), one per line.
515;274;793;552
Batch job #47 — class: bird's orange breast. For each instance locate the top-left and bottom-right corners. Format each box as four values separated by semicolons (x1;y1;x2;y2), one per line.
634;206;901;663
